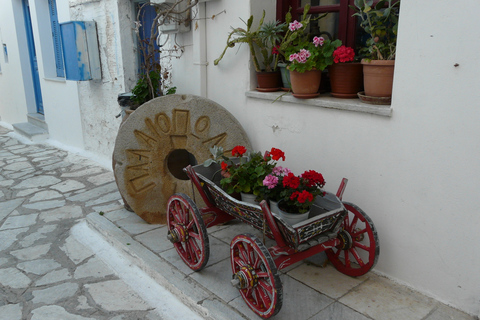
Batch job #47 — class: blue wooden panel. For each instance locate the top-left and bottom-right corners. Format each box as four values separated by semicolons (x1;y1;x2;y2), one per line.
60;21;91;81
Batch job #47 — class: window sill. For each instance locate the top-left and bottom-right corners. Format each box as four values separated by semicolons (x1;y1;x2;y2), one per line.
245;90;393;117
44;77;66;83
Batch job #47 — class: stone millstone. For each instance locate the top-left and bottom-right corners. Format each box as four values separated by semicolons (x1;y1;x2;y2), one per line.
113;94;251;224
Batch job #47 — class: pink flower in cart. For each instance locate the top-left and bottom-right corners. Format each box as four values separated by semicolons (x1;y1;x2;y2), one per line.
272;166;291;176
313;36;324;47
263;175;279;189
288;20;303;31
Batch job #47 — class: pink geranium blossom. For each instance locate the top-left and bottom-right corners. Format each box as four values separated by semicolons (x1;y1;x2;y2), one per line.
263;175;279;189
288;20;303;31
272;166;291;176
313;36;324;47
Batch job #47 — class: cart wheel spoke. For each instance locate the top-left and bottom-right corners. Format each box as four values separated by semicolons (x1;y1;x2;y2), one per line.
230;234;282;319
326;202;379;277
167;194;209;271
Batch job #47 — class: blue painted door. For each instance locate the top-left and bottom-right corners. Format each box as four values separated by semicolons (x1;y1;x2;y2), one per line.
135;2;160;73
23;0;44;114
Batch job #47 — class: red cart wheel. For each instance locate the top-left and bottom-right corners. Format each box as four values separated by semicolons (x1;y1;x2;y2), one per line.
230;234;282;319
167;193;209;271
326;202;379;277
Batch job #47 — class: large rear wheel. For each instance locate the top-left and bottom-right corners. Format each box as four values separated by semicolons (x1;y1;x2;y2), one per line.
326;202;379;277
167;193;209;271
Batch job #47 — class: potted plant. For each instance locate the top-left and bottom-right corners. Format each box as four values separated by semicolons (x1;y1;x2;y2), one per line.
351;0;400;99
276;6;341;98
328;45;363;98
276;170;326;225
219;146;285;203
259;166;292;213
214;12;286;91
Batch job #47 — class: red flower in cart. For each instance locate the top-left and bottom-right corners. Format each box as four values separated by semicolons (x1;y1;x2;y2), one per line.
301;170;325;188
283;172;300;189
290;190;314;204
269;148;285;161
221;161;228;171
231;145;247;157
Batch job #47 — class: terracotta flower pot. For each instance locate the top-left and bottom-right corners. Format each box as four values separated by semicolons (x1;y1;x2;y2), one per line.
328;62;363;98
361;59;395;97
288;69;322;99
256;71;281;92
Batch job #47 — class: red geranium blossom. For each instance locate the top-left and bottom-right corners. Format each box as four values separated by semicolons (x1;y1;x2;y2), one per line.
290;190;314;204
301;170;325;188
272;45;280;55
221;161;228;171
283;172;300;189
269;148;285;161
333;45;355;63
231;145;247;157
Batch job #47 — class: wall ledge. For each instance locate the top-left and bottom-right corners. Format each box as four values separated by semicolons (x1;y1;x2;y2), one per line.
246;90;393;117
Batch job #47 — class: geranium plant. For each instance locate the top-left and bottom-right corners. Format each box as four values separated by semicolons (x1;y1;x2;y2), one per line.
286;36;341;73
277;170;326;214
220;146;285;197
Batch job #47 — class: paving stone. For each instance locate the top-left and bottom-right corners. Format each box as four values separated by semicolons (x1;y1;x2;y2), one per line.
74;256;115;279
60;235;94;265
0;179;15;187
12;175;61;189
0;198;25;221
85;280;150;311
51;180;85;193
0;303;22;320
20;224;57;247
0;228;29;251
133;227;171;254
23;199;66;210
311;302;371;320
287;263;368;299
76;296;91;310
115;213;161;235
39;205;83;223
0;267;32;288
36;269;72;286
92;203;124;213
31;305;94;320
32;283;79;304
16;188;40;197
61;167;104;178
3;161;33;171
5;170;35;179
84;191;122;207
10;243;51;260
0;213;38;230
189;258;240;302
339;275;436;320
0;257;8;267
28;150;57;158
29;190;63;202
425;304;477;320
17;259;61;275
103;208;135;222
87;172;115;186
67;182;118;202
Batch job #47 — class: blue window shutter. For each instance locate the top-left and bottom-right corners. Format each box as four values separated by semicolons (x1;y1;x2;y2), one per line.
48;0;64;77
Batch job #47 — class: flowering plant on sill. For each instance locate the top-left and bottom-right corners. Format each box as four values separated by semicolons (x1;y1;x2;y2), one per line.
333;45;356;63
220;146;285;197
276;170;326;214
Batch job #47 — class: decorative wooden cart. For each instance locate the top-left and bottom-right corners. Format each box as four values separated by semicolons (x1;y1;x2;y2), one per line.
166;163;379;319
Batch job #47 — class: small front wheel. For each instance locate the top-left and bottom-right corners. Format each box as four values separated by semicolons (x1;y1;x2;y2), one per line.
230;234;282;319
167;193;209;271
326;202;379;277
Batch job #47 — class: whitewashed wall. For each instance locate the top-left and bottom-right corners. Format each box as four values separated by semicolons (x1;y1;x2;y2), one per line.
171;0;480;316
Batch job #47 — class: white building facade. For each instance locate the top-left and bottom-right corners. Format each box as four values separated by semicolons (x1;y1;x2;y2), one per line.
0;0;479;316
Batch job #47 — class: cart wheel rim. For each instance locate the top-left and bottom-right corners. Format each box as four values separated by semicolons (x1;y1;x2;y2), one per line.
326;202;379;277
167;193;209;271
230;233;282;319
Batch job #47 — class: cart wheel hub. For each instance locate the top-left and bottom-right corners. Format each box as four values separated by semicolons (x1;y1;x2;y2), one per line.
231;265;257;289
338;229;353;250
167;224;188;243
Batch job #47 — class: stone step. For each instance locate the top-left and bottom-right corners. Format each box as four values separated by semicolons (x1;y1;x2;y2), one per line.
27;113;48;130
12;122;49;142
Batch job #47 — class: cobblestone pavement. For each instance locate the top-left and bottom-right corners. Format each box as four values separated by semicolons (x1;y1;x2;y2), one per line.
0;126;201;320
0;125;477;320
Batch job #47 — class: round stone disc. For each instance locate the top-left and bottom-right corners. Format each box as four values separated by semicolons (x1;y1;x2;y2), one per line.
113;94;251;224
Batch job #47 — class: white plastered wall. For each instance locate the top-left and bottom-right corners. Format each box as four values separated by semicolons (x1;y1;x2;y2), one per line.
170;0;480;316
